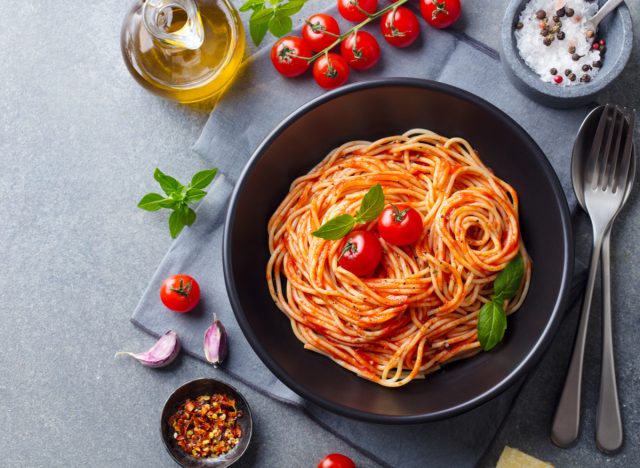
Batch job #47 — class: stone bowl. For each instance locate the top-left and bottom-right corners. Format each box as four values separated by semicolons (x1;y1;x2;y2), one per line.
500;0;633;108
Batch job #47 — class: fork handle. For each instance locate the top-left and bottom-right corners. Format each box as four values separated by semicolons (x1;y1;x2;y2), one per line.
596;232;623;453
551;230;604;447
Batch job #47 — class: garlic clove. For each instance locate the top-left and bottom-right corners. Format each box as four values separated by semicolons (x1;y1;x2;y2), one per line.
116;330;181;368
204;314;228;367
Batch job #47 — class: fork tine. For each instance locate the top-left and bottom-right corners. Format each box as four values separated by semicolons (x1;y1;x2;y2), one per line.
589;104;613;189
615;108;635;194
606;108;625;191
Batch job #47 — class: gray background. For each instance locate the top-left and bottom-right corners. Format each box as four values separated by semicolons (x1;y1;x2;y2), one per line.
0;0;638;467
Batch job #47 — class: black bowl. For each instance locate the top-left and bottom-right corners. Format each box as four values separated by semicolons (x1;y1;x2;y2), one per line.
224;79;573;423
160;379;253;467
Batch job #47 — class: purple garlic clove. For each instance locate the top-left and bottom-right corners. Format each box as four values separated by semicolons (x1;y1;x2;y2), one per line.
116;330;180;368
204;314;228;367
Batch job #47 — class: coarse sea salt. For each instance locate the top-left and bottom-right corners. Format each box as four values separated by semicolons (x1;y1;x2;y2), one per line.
515;0;601;86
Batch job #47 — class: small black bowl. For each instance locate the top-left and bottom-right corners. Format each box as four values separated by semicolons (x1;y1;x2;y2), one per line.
160;379;253;467
224;79;574;423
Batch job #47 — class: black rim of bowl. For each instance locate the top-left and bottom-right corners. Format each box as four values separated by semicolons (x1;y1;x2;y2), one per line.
160;378;253;467
223;78;574;423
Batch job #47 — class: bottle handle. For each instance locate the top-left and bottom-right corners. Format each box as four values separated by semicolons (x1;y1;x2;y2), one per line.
143;0;204;50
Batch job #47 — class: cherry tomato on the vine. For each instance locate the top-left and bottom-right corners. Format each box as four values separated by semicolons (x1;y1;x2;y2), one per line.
380;7;421;48
337;0;378;23
420;0;462;29
340;31;381;71
338;231;382;277
160;274;201;313
303;13;341;52
378;204;423;246
271;36;312;77
318;453;356;468
313;53;350;89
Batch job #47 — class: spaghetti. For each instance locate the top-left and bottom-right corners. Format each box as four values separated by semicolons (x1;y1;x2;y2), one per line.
267;129;531;387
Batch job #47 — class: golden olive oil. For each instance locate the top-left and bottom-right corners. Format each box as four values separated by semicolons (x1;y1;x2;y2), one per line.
121;0;245;107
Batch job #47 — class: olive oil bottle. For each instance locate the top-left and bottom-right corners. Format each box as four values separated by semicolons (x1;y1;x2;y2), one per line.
121;0;245;108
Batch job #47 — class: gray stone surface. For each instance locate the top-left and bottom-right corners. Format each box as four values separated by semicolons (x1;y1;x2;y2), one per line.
0;1;638;467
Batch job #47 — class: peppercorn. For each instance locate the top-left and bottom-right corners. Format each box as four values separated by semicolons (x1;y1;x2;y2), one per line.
582;64;592;72
566;8;574;17
550;68;558;75
557;31;565;40
515;21;524;30
569;45;576;54
572;53;581;61
554;75;563;84
600;39;606;46
543;37;553;46
540;27;550;36
556;7;566;17
592;42;600;50
564;68;572;76
569;73;577;82
593;60;603;68
553;15;560;23
580;74;592;83
586;30;595;38
536;10;546;20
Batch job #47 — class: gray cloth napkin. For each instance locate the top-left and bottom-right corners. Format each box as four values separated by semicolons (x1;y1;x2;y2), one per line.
132;16;589;468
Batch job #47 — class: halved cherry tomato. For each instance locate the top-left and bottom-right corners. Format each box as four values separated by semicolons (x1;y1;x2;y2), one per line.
420;0;462;29
271;36;312;77
318;453;356;468
338;231;382;277
160;274;201;313
380;7;421;48
340;31;381;71
337;0;378;22
303;14;341;52
377;204;423;246
313;53;350;89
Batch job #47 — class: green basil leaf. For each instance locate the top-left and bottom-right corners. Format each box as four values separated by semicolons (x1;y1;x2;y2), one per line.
493;255;525;302
185;188;207;203
159;198;178;209
251;7;275;25
355;183;385;223
138;193;166;211
154;168;182;196
178;205;197;226
239;0;264;12
268;14;292;37
250;18;269;45
312;214;356;240
276;0;306;16
477;301;507;351
189;168;218;190
168;210;185;239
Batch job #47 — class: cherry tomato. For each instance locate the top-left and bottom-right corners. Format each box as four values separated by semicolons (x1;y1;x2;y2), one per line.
303;14;341;53
160;275;201;313
318;453;356;468
340;31;381;71
380;7;421;48
337;0;378;22
271;36;312;77
420;0;462;29
377;204;423;246
338;231;382;277
313;53;350;89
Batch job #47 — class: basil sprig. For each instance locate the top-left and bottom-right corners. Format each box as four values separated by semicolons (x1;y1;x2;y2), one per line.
477;255;525;351
138;168;218;239
312;184;385;240
240;0;308;46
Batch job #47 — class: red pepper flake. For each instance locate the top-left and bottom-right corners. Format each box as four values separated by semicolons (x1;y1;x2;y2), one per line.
168;393;243;459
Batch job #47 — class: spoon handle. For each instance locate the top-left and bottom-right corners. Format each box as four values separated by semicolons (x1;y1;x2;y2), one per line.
596;232;623;453
590;0;625;29
551;230;604;447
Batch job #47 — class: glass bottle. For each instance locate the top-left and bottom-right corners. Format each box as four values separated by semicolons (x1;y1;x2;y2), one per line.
121;0;245;107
